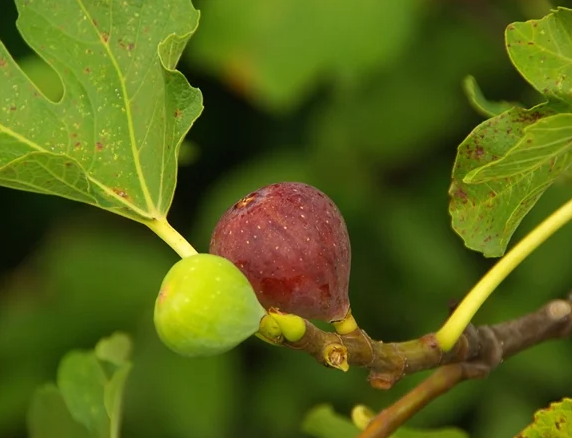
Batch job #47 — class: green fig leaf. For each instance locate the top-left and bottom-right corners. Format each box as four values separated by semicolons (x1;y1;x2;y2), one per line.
450;104;567;257
462;75;520;118
517;398;572;437
450;7;572;257
0;0;203;223
27;332;133;438
506;7;572;105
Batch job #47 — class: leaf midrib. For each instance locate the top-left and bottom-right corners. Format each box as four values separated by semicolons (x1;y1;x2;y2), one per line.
76;0;157;217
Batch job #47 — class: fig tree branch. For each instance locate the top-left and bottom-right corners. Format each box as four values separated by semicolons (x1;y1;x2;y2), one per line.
280;293;572;437
284;293;572;388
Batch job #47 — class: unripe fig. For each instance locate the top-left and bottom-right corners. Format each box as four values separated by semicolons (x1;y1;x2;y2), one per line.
209;182;351;322
154;253;266;357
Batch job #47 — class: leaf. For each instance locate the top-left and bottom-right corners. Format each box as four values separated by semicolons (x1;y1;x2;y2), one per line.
58;352;110;436
449;104;566;257
450;7;572;257
301;404;361;438
463;75;519;118
27;385;90;438
465;113;572;183
506;7;572;105
28;332;133;438
517;398;572;437
0;0;203;223
95;332;132;367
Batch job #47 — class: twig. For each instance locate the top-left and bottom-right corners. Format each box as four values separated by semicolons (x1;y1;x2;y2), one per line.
283;293;572;390
358;293;572;438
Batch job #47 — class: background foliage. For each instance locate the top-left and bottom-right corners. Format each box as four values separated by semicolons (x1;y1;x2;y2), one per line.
1;1;572;437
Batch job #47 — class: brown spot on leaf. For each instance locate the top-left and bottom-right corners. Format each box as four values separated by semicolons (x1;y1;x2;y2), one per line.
174;108;182;118
101;32;109;43
84;67;91;74
64;162;72;167
113;188;129;199
10;105;16;111
96;141;104;151
453;188;468;204
0;58;6;67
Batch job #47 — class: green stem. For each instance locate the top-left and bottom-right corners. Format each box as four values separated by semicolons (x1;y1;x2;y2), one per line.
145;217;198;258
436;196;572;351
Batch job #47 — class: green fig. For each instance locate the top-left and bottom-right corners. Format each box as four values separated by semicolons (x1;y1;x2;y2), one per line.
154;253;266;357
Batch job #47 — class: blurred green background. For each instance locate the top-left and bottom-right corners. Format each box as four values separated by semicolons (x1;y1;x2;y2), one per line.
1;0;572;437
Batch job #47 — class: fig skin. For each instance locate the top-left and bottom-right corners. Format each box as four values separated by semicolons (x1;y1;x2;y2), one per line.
154;253;266;357
209;182;351;322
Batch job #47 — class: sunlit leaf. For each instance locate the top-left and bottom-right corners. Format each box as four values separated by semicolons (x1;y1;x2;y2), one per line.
517;398;572;437
506;7;572;105
0;0;203;222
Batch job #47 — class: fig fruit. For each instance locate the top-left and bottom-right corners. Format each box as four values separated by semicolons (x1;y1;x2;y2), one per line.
154;253;266;357
209;182;351;322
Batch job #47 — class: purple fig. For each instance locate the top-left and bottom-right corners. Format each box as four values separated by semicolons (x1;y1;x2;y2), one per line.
209;182;351;322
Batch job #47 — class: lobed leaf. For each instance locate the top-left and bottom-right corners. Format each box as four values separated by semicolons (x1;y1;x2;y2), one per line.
517;398;572;437
0;0;203;223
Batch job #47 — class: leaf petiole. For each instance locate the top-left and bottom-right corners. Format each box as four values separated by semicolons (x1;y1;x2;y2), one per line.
145;218;198;258
436;196;572;351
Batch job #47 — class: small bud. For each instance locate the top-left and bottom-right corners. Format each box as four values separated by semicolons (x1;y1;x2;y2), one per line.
323;343;349;372
268;309;306;342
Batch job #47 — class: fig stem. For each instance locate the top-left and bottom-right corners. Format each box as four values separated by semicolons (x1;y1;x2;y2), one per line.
436;196;572;351
332;310;359;335
145;217;198;258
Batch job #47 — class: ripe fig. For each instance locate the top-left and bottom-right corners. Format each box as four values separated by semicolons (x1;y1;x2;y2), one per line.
154;253;266;357
209;182;351;322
